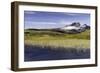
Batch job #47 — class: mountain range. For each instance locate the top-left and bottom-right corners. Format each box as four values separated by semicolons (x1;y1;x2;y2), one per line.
26;22;90;34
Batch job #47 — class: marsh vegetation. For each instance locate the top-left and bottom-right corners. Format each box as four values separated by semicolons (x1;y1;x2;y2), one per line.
25;29;90;49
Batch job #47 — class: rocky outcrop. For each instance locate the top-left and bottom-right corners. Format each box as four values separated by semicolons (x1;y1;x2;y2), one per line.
57;22;90;34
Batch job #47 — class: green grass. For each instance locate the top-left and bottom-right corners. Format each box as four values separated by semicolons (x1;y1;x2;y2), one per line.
24;29;90;49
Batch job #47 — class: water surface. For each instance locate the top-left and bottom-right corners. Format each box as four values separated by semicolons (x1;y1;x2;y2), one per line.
24;45;90;61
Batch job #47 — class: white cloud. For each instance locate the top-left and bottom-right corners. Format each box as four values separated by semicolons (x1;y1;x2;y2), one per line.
67;13;78;16
59;20;72;25
60;12;79;16
25;21;57;25
24;11;36;14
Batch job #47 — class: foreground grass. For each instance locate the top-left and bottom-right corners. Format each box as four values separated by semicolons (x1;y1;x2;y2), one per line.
25;39;90;50
24;29;90;49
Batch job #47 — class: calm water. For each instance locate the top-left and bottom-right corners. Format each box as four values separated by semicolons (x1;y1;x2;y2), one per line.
24;45;90;61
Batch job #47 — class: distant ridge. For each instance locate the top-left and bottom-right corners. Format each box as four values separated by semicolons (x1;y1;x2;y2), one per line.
25;22;90;34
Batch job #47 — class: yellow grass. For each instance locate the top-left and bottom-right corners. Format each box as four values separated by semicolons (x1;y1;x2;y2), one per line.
24;30;90;50
25;39;90;50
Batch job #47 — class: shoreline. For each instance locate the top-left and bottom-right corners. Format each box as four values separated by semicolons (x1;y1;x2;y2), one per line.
24;42;90;50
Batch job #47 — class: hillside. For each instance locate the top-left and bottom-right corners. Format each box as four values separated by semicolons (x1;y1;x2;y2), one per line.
24;29;90;40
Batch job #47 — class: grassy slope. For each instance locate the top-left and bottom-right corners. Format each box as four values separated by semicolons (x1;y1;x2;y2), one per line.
24;29;90;49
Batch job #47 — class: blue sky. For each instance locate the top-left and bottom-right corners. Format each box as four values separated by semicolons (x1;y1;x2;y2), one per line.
24;11;90;29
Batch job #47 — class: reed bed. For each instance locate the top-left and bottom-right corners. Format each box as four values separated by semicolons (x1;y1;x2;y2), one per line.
25;39;90;50
24;29;90;50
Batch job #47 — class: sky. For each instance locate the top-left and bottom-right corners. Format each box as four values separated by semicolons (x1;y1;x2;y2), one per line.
24;11;90;29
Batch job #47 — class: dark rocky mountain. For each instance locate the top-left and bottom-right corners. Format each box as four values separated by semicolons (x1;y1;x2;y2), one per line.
56;22;90;33
70;22;81;27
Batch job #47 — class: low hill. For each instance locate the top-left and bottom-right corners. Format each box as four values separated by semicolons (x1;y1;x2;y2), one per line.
24;29;90;40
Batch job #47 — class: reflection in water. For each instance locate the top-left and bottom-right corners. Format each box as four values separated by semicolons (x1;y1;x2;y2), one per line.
24;45;90;62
